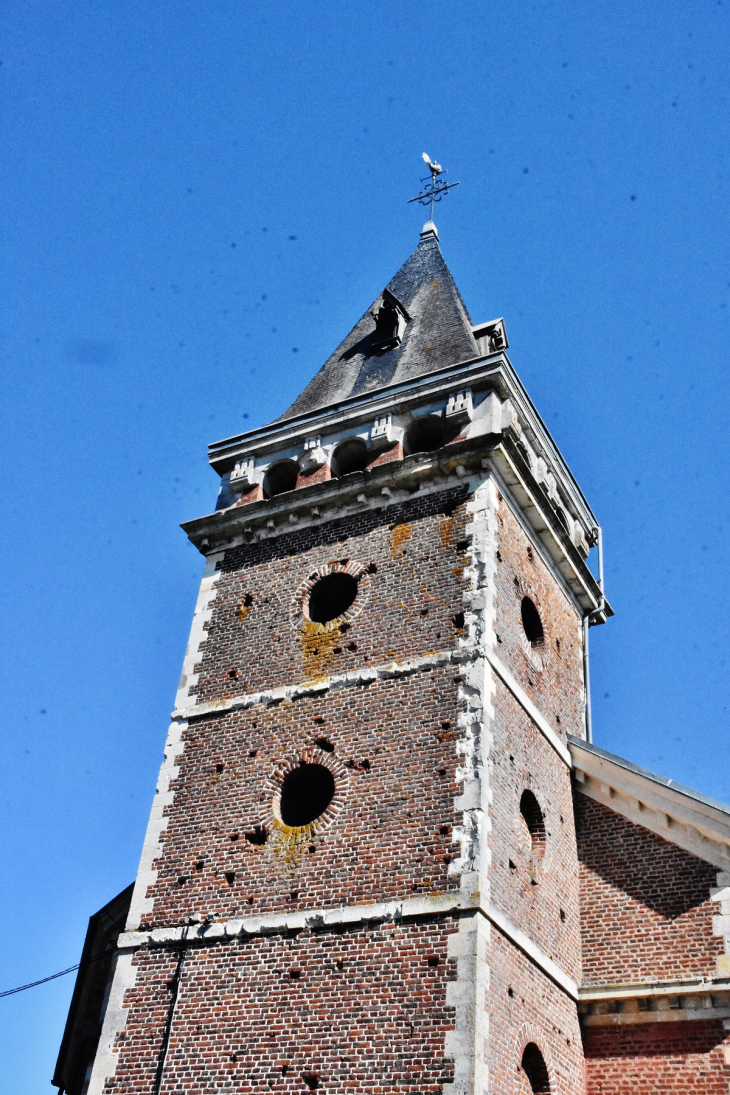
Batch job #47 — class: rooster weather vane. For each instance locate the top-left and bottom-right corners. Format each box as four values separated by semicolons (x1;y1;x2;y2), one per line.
408;153;460;224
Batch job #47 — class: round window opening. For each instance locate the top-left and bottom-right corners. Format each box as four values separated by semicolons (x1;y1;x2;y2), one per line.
279;763;336;827
521;596;544;647
308;572;359;624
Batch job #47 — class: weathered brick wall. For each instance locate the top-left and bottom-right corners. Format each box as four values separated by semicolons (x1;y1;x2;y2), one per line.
489;683;582;983
143;667;461;929
584;1021;730;1093
487;928;585;1094
108;919;457;1095
191;487;469;704
110;470;617;1095
493;497;585;740
576;796;723;985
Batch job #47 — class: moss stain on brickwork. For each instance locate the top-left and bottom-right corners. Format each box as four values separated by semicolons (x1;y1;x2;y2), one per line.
237;594;254;622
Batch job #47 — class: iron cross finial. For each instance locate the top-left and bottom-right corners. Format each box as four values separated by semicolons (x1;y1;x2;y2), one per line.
407;153;460;227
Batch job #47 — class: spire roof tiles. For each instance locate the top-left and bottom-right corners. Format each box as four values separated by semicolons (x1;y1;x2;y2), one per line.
280;233;479;420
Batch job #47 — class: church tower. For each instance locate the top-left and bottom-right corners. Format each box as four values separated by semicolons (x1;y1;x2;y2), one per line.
52;181;730;1093
76;214;608;1095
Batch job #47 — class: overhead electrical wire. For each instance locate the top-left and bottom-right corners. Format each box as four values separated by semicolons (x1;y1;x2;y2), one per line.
0;963;80;998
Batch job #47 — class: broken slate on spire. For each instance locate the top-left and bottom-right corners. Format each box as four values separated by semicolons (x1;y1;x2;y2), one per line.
370;289;411;353
281;234;479;420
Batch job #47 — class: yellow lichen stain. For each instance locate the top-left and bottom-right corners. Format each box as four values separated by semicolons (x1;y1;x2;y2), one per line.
237;594;254;622
270;818;316;867
390;521;412;557
301;619;339;678
439;515;454;551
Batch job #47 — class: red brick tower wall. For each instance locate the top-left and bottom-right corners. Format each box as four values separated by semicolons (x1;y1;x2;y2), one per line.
188;488;469;707
141;487;469;928
485;494;589;1092
577;796;723;986
577;795;730;1092
143;670;462;924
107;921;458;1094
490;501;585;975
94;472;605;1095
492;500;586;740
101;486;471;1094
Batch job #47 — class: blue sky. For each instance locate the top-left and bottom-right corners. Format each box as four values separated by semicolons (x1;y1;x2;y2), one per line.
1;1;729;1089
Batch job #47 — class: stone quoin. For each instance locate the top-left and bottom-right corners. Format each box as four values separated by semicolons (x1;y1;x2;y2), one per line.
53;219;730;1094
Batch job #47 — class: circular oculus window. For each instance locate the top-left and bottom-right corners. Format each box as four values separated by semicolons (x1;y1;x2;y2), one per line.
292;561;370;633
270;749;348;832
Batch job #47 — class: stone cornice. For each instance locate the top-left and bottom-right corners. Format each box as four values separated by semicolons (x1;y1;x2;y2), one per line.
570;737;730;871
579;977;730;1026
209;355;510;466
209;355;598;533
117;895;578;1001
118;893;473;951
580;976;730;1001
182;442;607;620
172;644;570;777
172;649;460;722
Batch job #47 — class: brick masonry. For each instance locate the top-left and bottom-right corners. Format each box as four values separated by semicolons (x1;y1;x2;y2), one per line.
489;684;582;984
492;498;585;741
108;919;458;1095
94;472;595;1095
583;1021;730;1093
577;796;724;985
488;928;585;1094
141;668;462;928
191;486;470;704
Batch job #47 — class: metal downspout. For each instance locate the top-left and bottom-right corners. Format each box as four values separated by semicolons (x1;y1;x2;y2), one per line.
584;525;605;746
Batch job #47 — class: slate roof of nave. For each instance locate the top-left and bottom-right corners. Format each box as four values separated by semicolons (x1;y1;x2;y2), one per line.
280;233;480;421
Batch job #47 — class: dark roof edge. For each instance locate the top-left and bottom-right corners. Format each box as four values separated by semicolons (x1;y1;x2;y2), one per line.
52;883;134;1091
568;735;730;819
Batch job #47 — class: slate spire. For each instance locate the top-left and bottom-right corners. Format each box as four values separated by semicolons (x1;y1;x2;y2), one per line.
280;231;479;420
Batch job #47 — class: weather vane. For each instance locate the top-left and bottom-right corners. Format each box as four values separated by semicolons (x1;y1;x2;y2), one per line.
408;153;460;225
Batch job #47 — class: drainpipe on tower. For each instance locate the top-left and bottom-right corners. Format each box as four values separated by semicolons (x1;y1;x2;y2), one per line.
583;525;605;746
